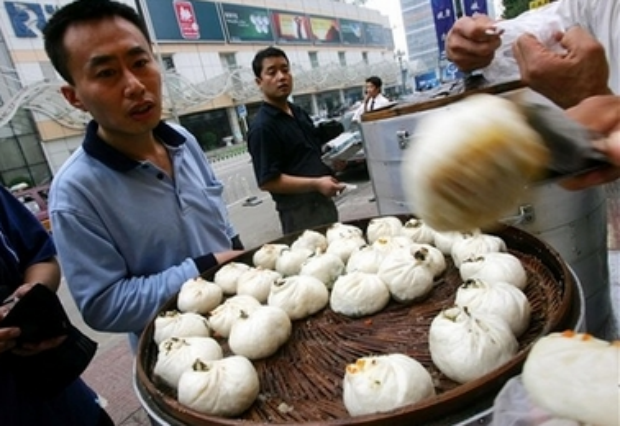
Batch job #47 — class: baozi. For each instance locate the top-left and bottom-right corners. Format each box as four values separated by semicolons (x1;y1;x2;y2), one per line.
402;94;549;232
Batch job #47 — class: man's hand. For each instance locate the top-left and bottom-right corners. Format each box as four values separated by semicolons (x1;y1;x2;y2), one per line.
214;250;245;265
446;15;502;72
513;26;612;109
315;176;345;198
560;96;620;190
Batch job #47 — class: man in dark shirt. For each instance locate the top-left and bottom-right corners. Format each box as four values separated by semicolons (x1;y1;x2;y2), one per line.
248;46;345;234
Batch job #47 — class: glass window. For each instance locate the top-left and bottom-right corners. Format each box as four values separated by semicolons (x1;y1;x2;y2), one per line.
338;51;346;66
308;51;319;69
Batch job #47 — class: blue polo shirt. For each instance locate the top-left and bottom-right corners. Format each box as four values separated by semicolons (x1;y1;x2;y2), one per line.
248;102;334;210
50;120;239;349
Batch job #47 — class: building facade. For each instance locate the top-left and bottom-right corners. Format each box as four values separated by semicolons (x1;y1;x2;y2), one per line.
0;0;399;186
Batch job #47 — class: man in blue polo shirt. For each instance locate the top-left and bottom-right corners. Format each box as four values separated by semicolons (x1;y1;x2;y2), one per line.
248;46;345;234
42;0;243;350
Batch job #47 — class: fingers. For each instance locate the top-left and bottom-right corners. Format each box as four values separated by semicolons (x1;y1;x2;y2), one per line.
560;166;620;191
12;335;68;357
0;327;20;354
566;95;620;137
446;16;500;71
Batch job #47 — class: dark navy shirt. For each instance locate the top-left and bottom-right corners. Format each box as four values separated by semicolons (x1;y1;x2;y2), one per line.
248;102;333;210
0;186;101;426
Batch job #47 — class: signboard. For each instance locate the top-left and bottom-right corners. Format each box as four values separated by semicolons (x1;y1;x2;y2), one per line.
272;11;312;43
430;0;456;57
363;22;385;46
340;19;364;45
309;16;341;43
461;0;488;16
5;2;57;38
220;3;274;43
441;60;463;81
144;0;224;42
173;0;199;39
414;70;440;91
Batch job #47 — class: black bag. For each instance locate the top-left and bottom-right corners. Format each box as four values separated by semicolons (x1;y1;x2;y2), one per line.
316;119;344;144
0;284;98;399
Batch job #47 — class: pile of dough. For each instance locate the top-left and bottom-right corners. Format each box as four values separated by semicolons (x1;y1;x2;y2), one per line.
401;94;549;232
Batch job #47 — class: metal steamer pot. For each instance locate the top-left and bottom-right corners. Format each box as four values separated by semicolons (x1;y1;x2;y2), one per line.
360;84;610;335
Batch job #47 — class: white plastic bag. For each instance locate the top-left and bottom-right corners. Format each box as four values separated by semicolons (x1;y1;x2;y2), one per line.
491;376;580;426
483;3;566;84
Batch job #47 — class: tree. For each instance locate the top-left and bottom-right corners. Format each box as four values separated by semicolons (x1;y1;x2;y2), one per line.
502;0;531;19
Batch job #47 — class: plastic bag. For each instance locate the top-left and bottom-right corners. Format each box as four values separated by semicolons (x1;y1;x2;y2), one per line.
483;3;566;84
491;376;580;426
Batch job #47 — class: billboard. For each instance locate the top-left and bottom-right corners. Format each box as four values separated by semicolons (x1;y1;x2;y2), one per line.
431;0;456;57
363;22;385;46
309;16;341;44
220;3;274;43
143;0;225;42
461;0;489;16
340;19;364;45
272;11;312;43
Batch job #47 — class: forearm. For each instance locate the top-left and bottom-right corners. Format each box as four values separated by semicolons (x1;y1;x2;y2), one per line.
22;258;61;292
260;174;320;194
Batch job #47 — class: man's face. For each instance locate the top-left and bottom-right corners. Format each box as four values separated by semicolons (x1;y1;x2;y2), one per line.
60;16;162;143
365;82;380;98
256;56;293;102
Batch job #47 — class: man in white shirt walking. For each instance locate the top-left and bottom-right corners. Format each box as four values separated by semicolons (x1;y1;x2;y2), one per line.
352;76;391;122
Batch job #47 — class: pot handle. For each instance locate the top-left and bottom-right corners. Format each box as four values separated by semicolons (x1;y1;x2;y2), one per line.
501;204;535;226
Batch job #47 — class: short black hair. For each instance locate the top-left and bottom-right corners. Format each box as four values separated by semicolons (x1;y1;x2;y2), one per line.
366;76;383;89
252;46;289;78
43;0;151;85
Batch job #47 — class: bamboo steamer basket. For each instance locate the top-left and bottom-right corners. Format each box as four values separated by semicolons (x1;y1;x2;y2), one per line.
136;215;580;426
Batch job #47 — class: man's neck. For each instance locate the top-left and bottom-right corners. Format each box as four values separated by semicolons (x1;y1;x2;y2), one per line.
265;98;291;115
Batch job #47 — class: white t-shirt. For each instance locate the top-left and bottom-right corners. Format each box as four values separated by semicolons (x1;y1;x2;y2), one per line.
556;0;619;93
352;93;391;122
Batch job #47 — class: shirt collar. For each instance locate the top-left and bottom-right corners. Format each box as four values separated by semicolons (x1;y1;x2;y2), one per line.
82;120;186;172
260;101;299;118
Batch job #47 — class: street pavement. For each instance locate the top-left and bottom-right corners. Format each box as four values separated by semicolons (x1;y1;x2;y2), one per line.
60;175;379;425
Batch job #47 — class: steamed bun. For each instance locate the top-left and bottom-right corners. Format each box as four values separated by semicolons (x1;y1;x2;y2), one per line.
402;94;549;231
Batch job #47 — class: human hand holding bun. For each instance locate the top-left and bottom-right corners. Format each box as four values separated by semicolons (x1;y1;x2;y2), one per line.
401;94;550;232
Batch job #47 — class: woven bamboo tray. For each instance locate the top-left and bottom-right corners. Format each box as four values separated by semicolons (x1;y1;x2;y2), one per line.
136;216;578;426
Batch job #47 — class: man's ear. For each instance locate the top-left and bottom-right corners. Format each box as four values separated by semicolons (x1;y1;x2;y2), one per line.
255;77;262;88
60;85;87;112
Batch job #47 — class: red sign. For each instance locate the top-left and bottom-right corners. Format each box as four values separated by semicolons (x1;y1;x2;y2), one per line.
173;0;200;39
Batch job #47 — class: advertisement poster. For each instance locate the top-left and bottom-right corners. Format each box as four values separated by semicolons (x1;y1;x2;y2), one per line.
220;3;274;43
143;0;224;42
430;0;456;57
272;11;312;43
415;70;440;91
309;16;341;43
340;19;364;45
461;0;488;17
173;0;199;39
363;22;385;46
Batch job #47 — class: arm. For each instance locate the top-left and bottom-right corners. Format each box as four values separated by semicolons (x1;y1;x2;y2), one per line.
260;174;344;198
559;95;620;190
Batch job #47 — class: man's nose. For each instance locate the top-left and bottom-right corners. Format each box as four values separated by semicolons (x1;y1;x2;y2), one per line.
123;70;146;97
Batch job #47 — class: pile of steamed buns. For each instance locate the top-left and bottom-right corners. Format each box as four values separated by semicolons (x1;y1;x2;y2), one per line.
150;216;617;423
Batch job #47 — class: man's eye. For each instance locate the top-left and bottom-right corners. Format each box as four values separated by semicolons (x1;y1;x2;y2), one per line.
135;59;150;68
96;69;115;78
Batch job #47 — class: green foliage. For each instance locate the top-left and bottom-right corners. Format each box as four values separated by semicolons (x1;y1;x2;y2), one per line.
502;0;531;19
